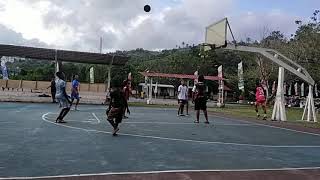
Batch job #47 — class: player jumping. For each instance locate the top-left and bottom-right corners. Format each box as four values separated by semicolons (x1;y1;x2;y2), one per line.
106;80;130;136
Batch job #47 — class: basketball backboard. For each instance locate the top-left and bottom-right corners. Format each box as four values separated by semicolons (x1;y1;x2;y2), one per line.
203;18;235;51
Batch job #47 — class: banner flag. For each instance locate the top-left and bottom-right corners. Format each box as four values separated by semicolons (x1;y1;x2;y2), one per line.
238;61;244;91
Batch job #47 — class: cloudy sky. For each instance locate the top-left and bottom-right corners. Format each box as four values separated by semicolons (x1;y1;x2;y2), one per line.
0;0;318;52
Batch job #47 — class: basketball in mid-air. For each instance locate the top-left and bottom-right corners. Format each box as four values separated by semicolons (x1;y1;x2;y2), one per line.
144;5;151;12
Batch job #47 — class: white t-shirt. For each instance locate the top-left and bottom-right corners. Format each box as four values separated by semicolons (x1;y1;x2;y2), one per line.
178;85;188;100
192;85;196;93
55;79;66;99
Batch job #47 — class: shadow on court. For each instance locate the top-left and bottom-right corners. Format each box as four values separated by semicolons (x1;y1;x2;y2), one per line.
1;102;320;179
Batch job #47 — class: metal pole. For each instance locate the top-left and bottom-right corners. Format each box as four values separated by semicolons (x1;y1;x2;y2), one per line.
272;67;287;121
99;37;103;54
55;49;59;73
107;55;114;90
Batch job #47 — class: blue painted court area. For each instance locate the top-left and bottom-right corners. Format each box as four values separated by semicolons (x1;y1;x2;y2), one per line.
1;102;320;178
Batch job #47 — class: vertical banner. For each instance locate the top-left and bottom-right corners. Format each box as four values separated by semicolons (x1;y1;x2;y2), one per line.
144;76;148;88
238;61;244;91
89;66;94;84
154;82;158;99
218;65;224;105
127;72;132;91
218;66;223;79
194;70;198;84
301;83;305;97
294;82;298;96
272;81;276;94
315;84;318;97
1;58;9;80
149;78;153;100
144;76;148;99
288;83;292;96
128;72;132;81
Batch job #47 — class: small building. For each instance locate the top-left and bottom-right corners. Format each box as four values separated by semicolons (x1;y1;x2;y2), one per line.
138;82;231;100
138;83;176;98
138;72;232;101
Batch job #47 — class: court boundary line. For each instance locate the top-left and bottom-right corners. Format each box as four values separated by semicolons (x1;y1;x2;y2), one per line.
41;112;320;148
2;166;320;180
210;114;320;137
92;113;101;124
52;106;320;137
122;122;256;126
87;109;320;136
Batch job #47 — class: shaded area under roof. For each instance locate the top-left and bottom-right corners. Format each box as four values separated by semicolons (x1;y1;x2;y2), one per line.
140;72;223;81
139;72;231;91
0;44;128;65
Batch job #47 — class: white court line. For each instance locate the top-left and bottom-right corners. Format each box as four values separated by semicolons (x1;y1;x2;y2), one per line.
122;121;256;126
2;166;320;180
45;112;100;124
42;113;101;133
92;113;101;124
41;112;320;148
210;114;320;137
45;110;320;136
0;122;15;124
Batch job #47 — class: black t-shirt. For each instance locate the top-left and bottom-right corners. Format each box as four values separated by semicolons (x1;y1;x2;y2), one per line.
51;80;56;91
110;89;127;108
195;82;206;97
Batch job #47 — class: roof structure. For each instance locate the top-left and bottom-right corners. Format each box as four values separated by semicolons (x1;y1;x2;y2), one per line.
138;83;174;88
140;72;223;81
0;44;128;65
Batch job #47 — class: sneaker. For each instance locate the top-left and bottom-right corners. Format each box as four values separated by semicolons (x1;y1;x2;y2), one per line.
113;128;119;136
180;114;185;116
204;121;210;124
256;114;260;119
58;120;67;123
262;115;267;120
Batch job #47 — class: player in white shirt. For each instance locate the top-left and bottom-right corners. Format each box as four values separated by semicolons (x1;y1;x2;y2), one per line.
177;80;188;116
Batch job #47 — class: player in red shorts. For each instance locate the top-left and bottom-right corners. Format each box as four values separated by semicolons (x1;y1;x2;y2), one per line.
255;82;267;120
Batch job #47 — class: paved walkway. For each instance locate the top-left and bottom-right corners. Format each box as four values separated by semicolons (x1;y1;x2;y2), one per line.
0;90;217;106
1;103;320;180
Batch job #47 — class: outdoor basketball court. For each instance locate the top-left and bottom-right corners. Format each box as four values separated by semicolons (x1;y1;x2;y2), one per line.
1;102;320;179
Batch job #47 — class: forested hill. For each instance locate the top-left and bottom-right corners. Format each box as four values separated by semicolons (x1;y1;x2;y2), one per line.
3;10;319;100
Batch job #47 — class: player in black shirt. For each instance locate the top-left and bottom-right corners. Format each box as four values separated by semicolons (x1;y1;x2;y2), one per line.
192;75;209;124
106;80;130;136
47;77;56;103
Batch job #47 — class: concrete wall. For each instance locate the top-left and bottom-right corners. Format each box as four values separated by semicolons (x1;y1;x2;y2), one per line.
22;81;37;90
1;80;106;93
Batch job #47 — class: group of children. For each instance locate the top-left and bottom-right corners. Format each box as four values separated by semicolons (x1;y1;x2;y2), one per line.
54;71;130;136
53;70;268;136
177;76;268;123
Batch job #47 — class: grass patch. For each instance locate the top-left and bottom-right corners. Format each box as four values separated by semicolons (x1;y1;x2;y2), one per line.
128;102;320;128
208;105;320;128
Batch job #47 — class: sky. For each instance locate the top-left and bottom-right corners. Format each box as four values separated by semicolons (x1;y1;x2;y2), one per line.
0;0;318;53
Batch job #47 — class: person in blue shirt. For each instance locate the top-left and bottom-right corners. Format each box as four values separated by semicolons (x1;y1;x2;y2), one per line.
71;75;80;110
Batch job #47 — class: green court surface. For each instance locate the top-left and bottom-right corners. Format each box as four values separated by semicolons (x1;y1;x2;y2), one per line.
1;102;320;179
